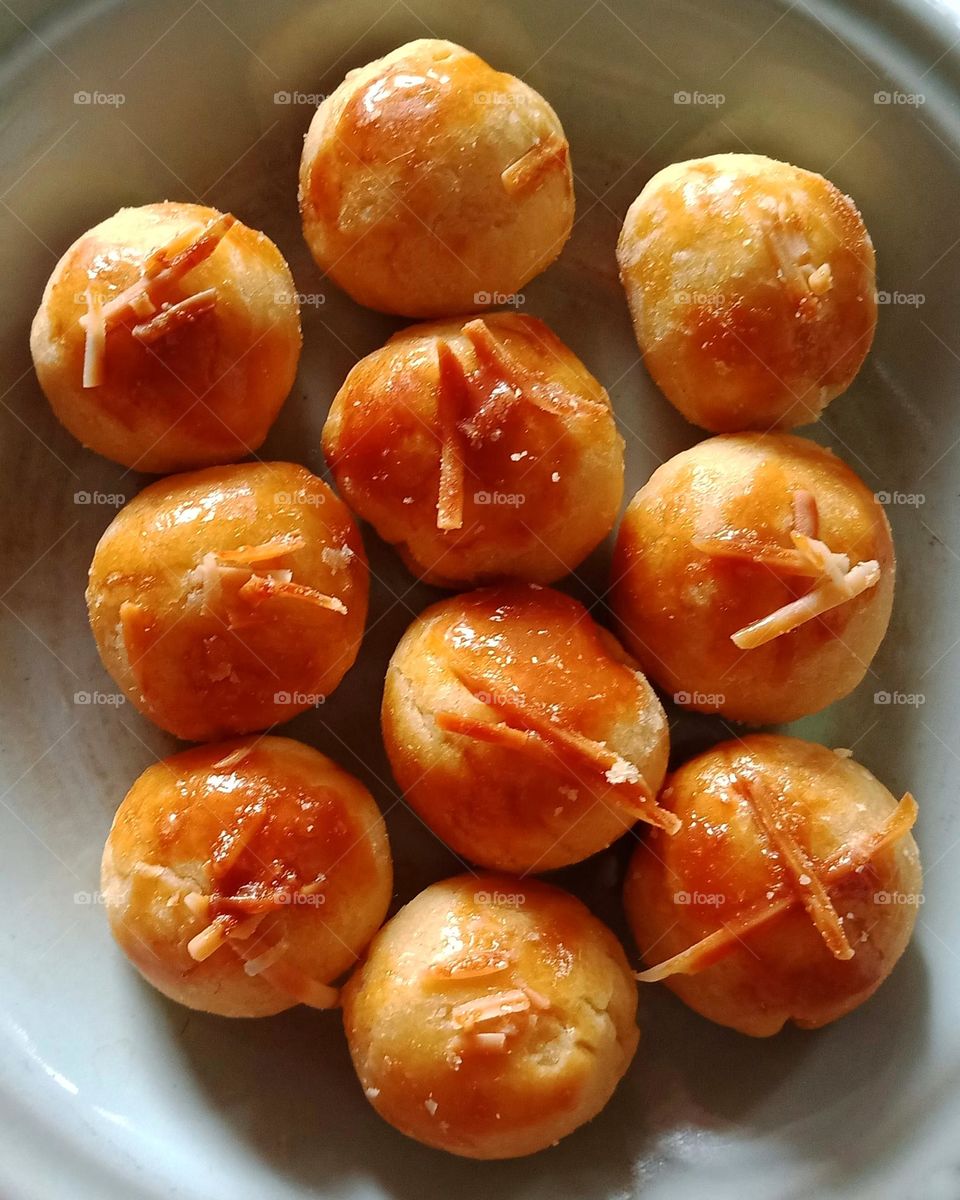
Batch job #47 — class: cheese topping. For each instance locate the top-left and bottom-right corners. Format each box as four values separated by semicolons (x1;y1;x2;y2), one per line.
437;663;680;834
210;746;254;771
131;287;217;344
500;137;568;196
215;535;307;565
78;212;234;383
427;948;514;981
186;914;231;961
451;988;531;1029
696;490;881;650
232;937;339;1009
189;537;346;627
93;212;234;333
636;792;918;982
731;558;880;649
241;937;289;977
82;288;106;388
731;767;852;960
435;339;467;531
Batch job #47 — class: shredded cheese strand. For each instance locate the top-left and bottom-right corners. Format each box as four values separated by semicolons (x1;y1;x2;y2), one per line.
464;318;587;417
187;915;231;962
692;535;826;577
82;288;106;388
210;806;269;876
131;287;217;344
235;573;347;616
215;535;307;565
435;339;466;531
445;665;680;833
427;949;513;981
211;746;253;771
435;710;676;832
241;937;289;977
731;558;880;649
694;487;879;650
242;951;339;1010
792;489;819;538
500;138;568;196
731;766;852;961
451;988;531;1030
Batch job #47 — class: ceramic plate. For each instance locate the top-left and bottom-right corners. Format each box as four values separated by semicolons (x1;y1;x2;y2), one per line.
1;1;958;1197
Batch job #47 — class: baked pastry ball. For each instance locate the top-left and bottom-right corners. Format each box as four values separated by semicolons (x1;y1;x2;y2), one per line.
625;734;921;1036
323;313;623;587
382;584;675;873
611;433;894;724
30;202;301;472
87;461;368;741
102;736;392;1017
343;873;639;1158
299;39;573;317
617;153;876;431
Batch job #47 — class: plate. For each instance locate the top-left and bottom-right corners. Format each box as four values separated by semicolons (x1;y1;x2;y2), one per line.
1;1;958;1197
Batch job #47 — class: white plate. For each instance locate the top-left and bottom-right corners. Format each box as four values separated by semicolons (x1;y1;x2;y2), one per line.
1;1;958;1197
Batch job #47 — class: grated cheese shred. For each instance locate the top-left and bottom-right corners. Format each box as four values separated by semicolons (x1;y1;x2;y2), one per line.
500;137;568;196
82;288;106;388
131;287;217;344
435;339;466;531
451;988;531;1030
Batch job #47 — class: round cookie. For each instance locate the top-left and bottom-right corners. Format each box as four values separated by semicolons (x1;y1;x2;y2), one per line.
300;39;573;316
343;873;639;1157
625;734;921;1036
611;433;894;724
102;736;392;1017
31;202;301;472
324;313;623;586
617;154;876;431
382;584;673;872
87;461;368;740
